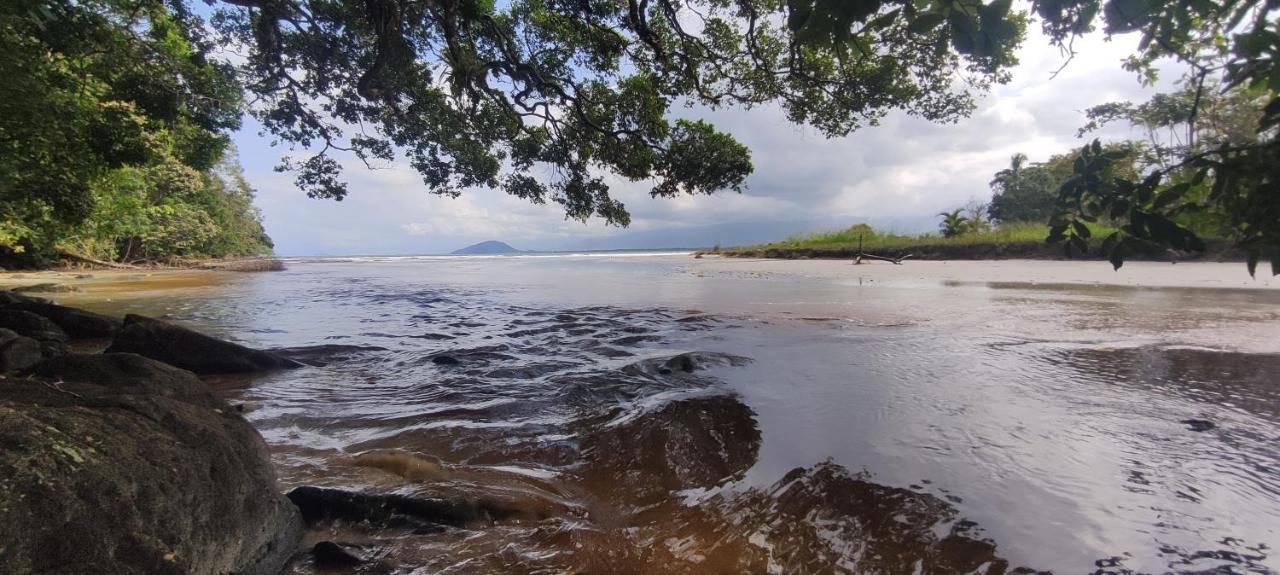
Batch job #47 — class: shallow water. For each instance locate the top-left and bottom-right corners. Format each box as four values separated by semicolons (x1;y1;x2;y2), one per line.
61;255;1280;573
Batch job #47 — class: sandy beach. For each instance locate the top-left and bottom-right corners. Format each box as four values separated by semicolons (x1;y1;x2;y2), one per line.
692;256;1278;290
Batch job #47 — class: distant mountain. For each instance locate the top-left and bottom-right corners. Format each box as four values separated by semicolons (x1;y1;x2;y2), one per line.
451;240;522;255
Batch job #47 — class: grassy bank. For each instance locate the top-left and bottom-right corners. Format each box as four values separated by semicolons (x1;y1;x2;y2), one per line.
710;223;1235;261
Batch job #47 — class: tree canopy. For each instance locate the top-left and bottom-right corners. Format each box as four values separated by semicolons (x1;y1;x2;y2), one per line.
2;0;1276;272
208;0;1025;225
0;0;272;264
1036;0;1278;274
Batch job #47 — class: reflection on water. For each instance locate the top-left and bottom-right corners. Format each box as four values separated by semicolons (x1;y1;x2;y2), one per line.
57;257;1280;573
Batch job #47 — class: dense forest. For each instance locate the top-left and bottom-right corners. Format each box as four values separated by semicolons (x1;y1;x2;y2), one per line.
0;0;271;267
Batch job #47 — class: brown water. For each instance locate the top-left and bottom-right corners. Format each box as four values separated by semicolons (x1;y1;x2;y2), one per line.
55;255;1280;574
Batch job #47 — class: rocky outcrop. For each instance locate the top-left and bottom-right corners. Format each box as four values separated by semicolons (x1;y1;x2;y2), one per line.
0;328;42;372
0;309;69;344
0;353;302;574
0;290;50;306
2;302;122;339
106;314;303;374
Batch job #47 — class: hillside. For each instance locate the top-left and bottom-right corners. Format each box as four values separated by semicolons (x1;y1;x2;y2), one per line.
451;241;522;255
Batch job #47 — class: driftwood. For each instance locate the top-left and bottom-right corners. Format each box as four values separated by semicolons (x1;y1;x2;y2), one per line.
854;252;913;265
851;234;912;265
57;251;139;270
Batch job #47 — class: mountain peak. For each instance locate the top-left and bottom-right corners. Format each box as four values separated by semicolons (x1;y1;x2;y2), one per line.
451;240;521;255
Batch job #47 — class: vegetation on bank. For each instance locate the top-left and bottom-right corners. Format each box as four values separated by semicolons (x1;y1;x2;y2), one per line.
0;0;272;269
711;222;1142;261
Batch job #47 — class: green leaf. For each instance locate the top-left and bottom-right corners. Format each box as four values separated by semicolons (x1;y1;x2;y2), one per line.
1071;220;1091;239
1152;182;1190;209
907;13;946;33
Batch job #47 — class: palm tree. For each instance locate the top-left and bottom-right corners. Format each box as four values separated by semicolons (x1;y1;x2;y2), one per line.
938;209;969;238
989;153;1028;194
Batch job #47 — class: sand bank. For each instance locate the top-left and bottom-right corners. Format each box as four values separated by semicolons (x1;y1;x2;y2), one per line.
690;256;1278;290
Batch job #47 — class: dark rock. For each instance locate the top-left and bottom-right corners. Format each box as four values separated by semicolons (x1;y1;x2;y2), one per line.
576;395;760;506
106;314;304;374
272;343;388;367
0;354;302;575
11;282;81;293
0;290;50;306
431;355;461;366
0;328;43;373
311;541;370;568
0;309;69;343
4;302;122;339
624;351;752;377
1181;418;1215;432
27;353;219;406
287;486;540;531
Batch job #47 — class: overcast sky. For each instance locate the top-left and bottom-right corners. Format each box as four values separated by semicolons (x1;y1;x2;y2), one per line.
233;23;1184;256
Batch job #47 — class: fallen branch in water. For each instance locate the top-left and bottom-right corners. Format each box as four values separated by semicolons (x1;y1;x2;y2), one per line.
851;234;912;265
854;252;913;265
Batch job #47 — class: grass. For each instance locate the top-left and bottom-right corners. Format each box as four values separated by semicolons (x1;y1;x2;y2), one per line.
711;221;1128;260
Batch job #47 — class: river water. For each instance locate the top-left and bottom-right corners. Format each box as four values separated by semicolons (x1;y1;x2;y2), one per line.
60;255;1280;574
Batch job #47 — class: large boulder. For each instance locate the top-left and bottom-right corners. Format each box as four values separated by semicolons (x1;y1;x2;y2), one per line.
3;302;122;339
0;328;42;373
0;290;51;306
106;314;303;374
0;353;302;574
0;309;68;343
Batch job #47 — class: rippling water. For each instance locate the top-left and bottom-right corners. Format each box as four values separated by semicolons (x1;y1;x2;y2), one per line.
65;255;1280;573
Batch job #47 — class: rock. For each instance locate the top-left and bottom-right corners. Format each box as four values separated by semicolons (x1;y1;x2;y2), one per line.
311;541;370;569
27;353;217;405
106;314;303;374
576;395;760;506
287;486;541;531
12;282;82;293
0;353;302;574
0;328;43;373
271;343;388;367
0;290;51;306
3;302;122;339
1181;418;1215;432
0;309;69;343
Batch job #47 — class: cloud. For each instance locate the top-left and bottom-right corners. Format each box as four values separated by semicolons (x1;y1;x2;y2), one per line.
235;22;1188;255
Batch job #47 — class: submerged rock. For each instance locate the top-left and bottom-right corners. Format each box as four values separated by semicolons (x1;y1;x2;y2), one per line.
3;302;122;339
576;394;761;505
0;353;302;574
287;486;545;531
311;541;375;569
106;314;303;374
1181;418;1216;432
272;343;389;367
0;328;42;373
0;309;69;344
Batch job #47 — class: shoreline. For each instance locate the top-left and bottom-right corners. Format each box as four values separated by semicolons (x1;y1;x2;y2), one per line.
6;256;1277;294
688;256;1279;290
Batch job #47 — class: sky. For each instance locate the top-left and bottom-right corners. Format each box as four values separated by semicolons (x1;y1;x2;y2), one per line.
232;22;1184;256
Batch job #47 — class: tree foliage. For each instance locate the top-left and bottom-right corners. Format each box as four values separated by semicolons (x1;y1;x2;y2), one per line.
0;0;272;264
209;0;1026;225
1038;0;1279;274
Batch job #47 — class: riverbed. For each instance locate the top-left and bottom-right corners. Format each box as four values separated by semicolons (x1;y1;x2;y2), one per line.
12;256;1279;573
